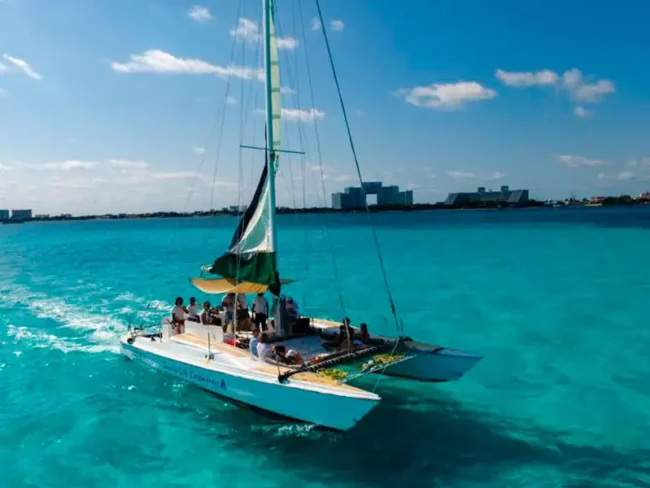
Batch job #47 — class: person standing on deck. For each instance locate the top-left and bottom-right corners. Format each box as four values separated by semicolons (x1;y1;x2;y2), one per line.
171;297;186;335
187;297;199;322
221;293;235;326
252;293;269;331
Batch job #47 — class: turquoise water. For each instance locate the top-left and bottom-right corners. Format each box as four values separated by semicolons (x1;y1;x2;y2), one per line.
2;207;650;487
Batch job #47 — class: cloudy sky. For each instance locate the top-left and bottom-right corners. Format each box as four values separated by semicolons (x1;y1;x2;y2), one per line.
1;0;650;215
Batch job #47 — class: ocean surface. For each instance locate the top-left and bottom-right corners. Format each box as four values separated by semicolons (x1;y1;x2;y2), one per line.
2;207;650;487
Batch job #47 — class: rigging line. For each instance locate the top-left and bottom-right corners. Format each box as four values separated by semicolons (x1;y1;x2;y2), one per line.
314;0;401;334
298;0;347;320
145;0;245;317
209;0;247;214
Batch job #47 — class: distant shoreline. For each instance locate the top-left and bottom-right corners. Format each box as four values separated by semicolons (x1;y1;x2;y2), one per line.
3;197;649;224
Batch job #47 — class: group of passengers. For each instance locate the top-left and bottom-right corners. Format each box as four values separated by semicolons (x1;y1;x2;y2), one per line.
171;295;380;365
321;317;384;350
169;293;293;335
248;328;305;365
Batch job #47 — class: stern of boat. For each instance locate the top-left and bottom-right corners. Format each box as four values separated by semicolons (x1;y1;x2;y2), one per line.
382;344;482;382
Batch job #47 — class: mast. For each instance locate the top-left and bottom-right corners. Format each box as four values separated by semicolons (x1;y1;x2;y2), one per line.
263;0;278;265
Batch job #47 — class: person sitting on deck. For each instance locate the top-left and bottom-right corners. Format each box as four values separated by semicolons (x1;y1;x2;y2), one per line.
171;297;186;334
272;344;304;366
249;327;260;358
256;332;272;361
200;301;220;325
321;318;356;351
358;323;384;346
187;297;200;322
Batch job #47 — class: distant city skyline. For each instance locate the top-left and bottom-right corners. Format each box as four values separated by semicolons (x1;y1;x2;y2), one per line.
1;0;650;215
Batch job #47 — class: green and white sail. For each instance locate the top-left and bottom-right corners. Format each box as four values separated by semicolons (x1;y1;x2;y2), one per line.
207;0;282;294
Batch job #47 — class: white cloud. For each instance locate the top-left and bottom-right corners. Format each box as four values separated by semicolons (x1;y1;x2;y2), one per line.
562;69;615;101
0;61;6;72
277;37;299;50
398;81;497;110
153;171;200;180
108;159;150;169
0;88;6;97
2;53;42;80
311;17;321;31
447;171;477;179
574;79;615;102
188;5;213;22
225;96;237;105
497;67;615;111
230;17;260;42
330;20;345;32
111;50;263;81
192;146;205;154
281;107;325;121
280;86;295;94
229;18;298;49
557;155;607;168
495;69;558;87
615;171;635;181
574;106;592;118
447;170;505;180
42;160;97;170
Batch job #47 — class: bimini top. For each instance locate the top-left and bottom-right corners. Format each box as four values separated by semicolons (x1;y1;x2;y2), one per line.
190;277;295;295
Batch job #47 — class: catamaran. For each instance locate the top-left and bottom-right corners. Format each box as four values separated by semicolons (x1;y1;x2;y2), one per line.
121;0;482;431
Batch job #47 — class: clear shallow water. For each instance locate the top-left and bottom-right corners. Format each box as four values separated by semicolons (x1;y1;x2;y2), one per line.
2;207;650;487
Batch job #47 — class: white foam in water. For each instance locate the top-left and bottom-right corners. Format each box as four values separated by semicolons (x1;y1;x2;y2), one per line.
2;284;127;353
6;325;118;354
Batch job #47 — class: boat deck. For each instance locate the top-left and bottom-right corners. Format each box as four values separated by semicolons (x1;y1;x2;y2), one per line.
167;333;362;391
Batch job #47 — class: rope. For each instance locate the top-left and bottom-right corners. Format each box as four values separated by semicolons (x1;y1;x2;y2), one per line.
314;0;400;336
297;0;347;320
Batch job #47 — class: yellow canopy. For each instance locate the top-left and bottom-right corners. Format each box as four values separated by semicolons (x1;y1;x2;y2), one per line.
189;277;296;295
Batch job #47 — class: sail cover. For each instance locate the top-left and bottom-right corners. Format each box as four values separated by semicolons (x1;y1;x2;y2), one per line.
268;0;281;151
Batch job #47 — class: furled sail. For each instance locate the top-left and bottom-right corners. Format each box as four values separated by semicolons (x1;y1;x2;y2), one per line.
268;0;281;152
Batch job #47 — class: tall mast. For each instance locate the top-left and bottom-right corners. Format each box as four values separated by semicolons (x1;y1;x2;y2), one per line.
263;0;278;263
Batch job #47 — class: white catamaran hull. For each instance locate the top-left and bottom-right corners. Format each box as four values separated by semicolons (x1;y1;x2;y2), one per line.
120;333;379;431
382;345;482;382
310;319;482;382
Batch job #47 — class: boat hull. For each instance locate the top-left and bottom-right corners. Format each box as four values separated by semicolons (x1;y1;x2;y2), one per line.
383;345;482;382
309;319;482;383
120;336;379;431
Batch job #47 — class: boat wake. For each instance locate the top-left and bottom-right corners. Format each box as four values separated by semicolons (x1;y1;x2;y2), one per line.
7;325;118;354
1;284;137;354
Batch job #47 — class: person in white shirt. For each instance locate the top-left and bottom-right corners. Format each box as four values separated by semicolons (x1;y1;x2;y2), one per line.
249;327;260;358
171;296;186;334
187;296;199;322
221;293;234;325
256;332;272;361
252;293;269;331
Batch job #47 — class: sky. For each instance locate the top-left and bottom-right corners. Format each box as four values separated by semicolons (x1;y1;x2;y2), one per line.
1;0;650;215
